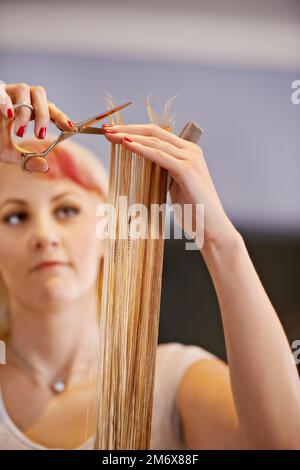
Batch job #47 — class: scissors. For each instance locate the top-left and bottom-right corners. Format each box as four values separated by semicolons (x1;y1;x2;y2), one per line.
14;101;133;174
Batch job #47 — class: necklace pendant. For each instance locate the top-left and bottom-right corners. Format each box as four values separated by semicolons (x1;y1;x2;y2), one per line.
53;381;65;393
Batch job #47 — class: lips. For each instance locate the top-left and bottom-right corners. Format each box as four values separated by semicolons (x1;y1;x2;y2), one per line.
31;261;69;272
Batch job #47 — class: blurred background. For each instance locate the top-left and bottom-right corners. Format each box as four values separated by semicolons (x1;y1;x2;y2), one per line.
0;0;299;366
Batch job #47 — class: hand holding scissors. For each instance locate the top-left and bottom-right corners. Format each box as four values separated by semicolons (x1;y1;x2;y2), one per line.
17;101;132;173
0;81;132;173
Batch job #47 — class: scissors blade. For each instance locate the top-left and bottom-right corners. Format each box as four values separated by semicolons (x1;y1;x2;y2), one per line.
77;101;133;129
78;127;106;135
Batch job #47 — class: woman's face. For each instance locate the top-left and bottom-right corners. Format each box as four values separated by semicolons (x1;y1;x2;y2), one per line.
0;164;104;309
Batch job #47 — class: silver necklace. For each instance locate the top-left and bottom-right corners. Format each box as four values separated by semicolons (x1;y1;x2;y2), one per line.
8;343;97;394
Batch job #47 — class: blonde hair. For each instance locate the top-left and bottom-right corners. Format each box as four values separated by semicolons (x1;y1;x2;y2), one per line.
0;139;109;341
93;96;178;449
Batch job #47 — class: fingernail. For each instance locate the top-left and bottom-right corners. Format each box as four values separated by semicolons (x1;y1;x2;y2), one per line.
38;127;46;139
102;124;114;128
124;137;133;143
104;129;119;134
7;108;14;119
68;120;75;127
16;125;26;138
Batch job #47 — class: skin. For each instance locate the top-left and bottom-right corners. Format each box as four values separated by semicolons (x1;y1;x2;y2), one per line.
0;83;300;449
0;165;103;448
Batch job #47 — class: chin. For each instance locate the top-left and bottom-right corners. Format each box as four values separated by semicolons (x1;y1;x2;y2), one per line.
26;271;96;307
34;279;81;305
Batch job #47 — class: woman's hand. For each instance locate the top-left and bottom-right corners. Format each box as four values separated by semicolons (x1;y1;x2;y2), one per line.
0;82;75;165
103;123;238;251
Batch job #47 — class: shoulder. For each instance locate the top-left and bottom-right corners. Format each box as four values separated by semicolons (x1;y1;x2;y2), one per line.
156;342;216;371
174;353;241;449
172;343;229;413
176;352;229;406
150;343;218;449
155;342;218;393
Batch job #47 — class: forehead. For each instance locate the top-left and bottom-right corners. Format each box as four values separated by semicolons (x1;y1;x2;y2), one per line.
0;164;90;204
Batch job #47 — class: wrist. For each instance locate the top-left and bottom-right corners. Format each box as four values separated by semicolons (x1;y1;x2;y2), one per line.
200;217;244;260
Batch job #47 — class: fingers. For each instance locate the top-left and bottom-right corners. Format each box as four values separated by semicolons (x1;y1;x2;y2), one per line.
0;82;14;120
104;131;183;178
102;123;188;149
11;83;32;137
104;130;187;161
48;101;75;131
30;86;50;139
1;83;75;139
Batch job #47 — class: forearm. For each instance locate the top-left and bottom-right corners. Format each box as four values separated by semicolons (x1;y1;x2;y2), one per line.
200;223;300;449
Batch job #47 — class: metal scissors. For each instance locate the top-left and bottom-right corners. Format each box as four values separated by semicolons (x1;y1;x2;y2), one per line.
16;101;133;174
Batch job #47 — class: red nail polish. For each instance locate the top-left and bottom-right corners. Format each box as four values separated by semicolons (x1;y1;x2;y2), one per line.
16;126;26;137
104;129;119;134
124;137;133;143
7;108;14;119
68;120;74;127
38;127;46;139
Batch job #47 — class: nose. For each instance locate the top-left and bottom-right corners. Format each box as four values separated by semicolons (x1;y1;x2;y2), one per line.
28;214;61;252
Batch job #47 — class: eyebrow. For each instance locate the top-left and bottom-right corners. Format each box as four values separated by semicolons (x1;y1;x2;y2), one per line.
0;191;80;210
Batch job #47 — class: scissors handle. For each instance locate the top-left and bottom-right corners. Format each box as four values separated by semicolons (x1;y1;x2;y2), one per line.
20;153;50;174
20;129;74;159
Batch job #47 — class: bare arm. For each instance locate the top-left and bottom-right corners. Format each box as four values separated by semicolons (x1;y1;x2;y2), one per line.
202;230;300;448
178;227;300;449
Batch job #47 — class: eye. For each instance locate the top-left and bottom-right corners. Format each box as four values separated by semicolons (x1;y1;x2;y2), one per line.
55;205;80;220
2;211;28;225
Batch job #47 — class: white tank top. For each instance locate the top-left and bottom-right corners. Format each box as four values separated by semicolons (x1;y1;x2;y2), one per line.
0;342;215;450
